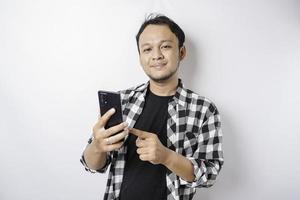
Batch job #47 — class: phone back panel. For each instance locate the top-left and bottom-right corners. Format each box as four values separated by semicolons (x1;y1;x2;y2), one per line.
98;90;123;129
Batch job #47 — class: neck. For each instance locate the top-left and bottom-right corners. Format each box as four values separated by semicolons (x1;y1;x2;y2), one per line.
149;77;178;96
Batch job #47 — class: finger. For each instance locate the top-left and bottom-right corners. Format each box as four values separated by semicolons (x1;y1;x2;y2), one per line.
130;128;150;139
104;141;124;152
94;108;116;129
105;122;128;137
139;154;150;162
107;129;129;144
136;147;148;155
136;138;147;148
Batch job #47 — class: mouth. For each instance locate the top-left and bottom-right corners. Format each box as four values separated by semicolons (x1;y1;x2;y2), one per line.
151;62;167;68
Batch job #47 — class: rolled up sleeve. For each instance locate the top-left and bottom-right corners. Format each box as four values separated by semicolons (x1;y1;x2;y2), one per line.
179;104;224;188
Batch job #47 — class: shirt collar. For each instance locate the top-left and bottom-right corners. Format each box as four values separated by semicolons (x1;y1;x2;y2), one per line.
135;79;188;108
173;79;188;107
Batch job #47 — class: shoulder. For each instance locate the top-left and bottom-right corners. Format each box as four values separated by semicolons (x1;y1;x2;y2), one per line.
183;87;219;116
119;82;147;102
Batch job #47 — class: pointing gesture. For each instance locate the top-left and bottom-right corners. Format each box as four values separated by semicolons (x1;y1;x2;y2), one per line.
129;128;150;139
129;128;171;165
130;128;195;182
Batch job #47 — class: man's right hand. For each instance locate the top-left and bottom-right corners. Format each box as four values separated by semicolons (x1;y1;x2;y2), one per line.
91;108;129;153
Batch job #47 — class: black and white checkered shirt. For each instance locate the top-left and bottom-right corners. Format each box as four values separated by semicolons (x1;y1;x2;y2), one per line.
81;79;224;200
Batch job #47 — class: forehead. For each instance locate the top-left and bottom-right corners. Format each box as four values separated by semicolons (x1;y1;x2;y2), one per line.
139;24;178;46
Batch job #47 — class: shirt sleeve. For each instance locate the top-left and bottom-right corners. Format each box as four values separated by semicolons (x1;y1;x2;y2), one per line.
80;136;112;173
179;103;224;188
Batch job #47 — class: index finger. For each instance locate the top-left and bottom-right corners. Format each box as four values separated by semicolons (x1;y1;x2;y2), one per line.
129;128;150;139
94;108;116;129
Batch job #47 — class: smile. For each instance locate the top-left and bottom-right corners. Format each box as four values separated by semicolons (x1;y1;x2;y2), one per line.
151;62;167;68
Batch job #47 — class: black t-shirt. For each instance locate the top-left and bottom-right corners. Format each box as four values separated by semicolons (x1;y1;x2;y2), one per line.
119;89;173;200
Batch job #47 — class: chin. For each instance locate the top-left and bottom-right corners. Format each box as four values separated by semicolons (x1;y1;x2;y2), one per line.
145;66;178;83
148;74;175;83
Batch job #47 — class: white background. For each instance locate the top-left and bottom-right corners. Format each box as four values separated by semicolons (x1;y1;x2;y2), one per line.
1;0;299;200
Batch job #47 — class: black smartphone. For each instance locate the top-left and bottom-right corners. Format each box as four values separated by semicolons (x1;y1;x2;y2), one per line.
98;90;123;129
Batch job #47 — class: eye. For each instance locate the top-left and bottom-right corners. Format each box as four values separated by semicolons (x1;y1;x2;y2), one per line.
162;45;171;49
143;48;152;53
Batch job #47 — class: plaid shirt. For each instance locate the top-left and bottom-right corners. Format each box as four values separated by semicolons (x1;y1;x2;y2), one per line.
81;79;224;200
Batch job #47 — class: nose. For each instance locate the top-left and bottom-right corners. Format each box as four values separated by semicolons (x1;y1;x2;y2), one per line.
152;47;164;60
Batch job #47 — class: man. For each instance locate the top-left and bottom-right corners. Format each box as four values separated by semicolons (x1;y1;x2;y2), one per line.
80;14;223;200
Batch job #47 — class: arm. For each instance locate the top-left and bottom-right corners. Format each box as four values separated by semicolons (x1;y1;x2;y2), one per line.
181;104;224;188
163;148;195;182
82;139;109;171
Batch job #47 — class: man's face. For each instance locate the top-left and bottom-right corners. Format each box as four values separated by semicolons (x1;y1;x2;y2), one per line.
138;25;185;83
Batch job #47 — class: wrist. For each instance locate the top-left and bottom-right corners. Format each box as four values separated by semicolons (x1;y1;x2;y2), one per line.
162;148;174;167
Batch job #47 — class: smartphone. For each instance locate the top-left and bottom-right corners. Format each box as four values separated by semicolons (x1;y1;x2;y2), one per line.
98;90;123;129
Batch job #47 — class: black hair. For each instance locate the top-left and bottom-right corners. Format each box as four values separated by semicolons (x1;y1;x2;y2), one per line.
136;13;185;53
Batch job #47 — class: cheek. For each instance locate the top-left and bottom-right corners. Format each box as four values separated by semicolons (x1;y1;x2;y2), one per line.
168;53;180;64
139;55;144;66
166;50;179;60
140;55;149;66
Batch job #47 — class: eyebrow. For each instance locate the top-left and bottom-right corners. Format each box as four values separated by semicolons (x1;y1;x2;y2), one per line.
141;40;174;47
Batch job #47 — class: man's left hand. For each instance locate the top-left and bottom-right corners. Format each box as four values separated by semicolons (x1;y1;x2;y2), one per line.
129;128;171;165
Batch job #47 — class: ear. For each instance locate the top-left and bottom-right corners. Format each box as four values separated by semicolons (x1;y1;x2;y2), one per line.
179;46;186;61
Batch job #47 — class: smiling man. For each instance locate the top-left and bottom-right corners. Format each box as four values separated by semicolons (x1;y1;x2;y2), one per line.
80;14;224;200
